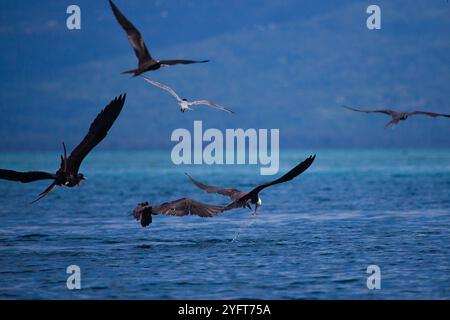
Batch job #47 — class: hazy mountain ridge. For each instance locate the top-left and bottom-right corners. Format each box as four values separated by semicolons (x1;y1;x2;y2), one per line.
0;0;449;151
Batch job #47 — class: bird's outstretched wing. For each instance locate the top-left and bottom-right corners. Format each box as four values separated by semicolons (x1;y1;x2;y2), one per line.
132;202;153;227
65;94;126;175
153;198;228;217
343;105;397;116
190;100;235;114
236;155;316;203
132;199;229;227
141;76;182;102
109;0;153;67
0;169;55;183
185;173;244;200
159;59;209;66
407;111;450;118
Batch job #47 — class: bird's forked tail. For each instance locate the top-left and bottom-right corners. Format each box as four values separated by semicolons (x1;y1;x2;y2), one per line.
384;119;399;128
121;68;140;77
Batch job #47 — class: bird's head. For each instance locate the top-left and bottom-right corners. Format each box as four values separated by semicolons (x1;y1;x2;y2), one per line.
76;174;87;186
132;202;153;227
251;197;262;215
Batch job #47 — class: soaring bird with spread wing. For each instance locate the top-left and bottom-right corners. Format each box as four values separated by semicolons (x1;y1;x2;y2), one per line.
109;0;209;76
132;156;315;227
185;155;316;214
132;198;230;227
343;105;450;127
142;76;234;113
0;94;126;203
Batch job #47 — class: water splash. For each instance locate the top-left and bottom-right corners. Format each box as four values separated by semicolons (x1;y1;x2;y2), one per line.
231;214;258;242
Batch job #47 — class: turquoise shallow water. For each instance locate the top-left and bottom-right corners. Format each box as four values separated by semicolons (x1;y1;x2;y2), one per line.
0;149;449;299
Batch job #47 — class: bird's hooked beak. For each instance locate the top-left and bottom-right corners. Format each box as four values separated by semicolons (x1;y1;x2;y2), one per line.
77;176;87;187
253;197;262;215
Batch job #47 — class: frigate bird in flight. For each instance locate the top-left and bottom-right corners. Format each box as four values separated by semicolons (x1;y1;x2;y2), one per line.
0;94;126;203
109;0;209;76
132;198;230;227
185;155;316;214
343;105;450;127
142;76;234;113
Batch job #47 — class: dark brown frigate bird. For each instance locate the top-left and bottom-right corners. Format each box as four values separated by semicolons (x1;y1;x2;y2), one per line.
185;155;316;214
0;94;126;203
132;198;230;227
344;105;450;127
109;0;209;76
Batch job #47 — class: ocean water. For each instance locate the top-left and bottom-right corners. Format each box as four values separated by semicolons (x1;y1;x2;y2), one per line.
0;149;449;299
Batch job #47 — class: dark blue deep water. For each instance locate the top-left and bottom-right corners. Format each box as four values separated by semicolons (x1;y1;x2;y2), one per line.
0;150;449;299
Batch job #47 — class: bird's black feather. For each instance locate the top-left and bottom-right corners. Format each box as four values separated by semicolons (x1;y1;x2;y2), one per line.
66;94;126;175
0;169;55;183
237;155;316;203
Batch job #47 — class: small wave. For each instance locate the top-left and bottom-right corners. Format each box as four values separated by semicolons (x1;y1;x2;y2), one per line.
333;278;360;284
17;233;50;240
135;244;153;249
